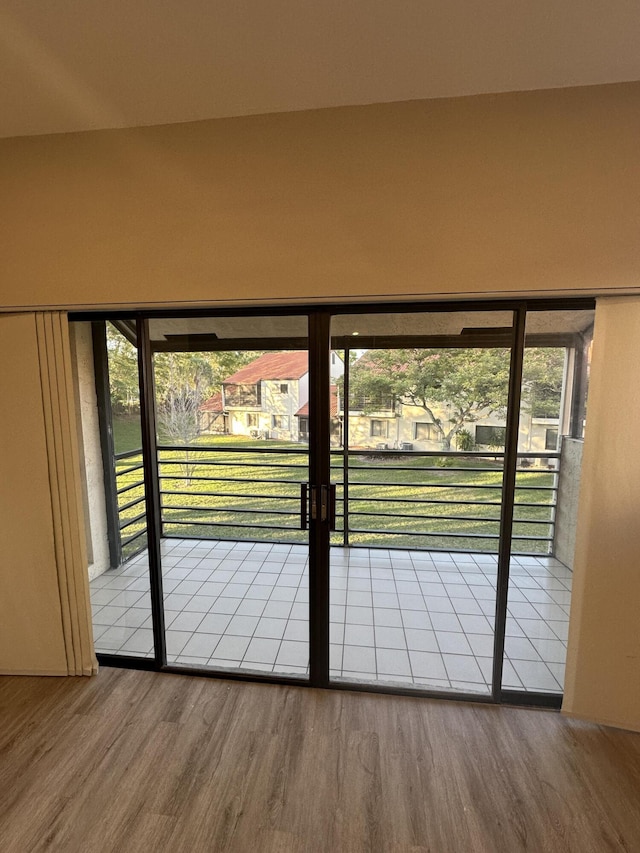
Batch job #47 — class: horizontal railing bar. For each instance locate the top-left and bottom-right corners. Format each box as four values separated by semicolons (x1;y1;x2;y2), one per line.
330;449;561;459
158;445;308;455
347;510;553;525
115;462;145;477
348;528;554;541
120;527;147;547
347;481;556;491
350;512;555;524
159;533;548;559
346;495;554;508
118;494;147;513
511;537;555;542
119;511;147;531
349;528;500;539
346;465;507;474
162;519;307;532
349;510;502;523
158;459;308;470
155;444;559;460
154;486;555;506
162;505;300;517
159;489;301;501
157;474;306;485
114;448;143;461
340;467;556;477
116;479;146;496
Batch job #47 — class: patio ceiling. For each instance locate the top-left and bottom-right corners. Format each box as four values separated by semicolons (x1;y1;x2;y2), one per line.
146;307;594;345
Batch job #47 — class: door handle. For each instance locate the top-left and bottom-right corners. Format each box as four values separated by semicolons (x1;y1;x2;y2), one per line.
300;483;308;530
303;484;336;529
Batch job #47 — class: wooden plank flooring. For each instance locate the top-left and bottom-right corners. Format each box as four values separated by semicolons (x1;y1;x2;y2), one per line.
1;668;639;852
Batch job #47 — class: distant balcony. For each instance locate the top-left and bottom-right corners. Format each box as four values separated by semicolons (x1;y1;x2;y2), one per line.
346;394;396;414
223;383;261;408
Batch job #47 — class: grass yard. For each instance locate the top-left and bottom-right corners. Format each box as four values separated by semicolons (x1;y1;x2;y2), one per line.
111;418;556;559
112;414;143;455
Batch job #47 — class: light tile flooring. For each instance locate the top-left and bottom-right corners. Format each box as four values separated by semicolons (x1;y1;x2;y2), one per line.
90;539;571;694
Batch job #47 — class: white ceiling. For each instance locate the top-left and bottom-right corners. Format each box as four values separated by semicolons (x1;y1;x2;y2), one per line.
2;0;640;139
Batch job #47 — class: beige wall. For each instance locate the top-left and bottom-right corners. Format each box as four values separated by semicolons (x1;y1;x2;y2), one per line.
1;84;640;719
0;83;639;312
563;298;640;730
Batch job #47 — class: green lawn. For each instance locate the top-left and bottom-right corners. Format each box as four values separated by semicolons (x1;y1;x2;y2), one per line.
112;414;143;455
112;418;556;557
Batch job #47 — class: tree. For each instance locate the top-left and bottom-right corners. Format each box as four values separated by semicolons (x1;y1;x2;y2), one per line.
347;348;511;449
521;348;565;419
105;321;260;421
106;324;140;413
153;350;261;480
346;346;565;450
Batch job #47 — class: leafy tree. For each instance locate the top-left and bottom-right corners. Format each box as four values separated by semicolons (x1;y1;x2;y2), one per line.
346;346;565;450
106;324;140;413
521;348;565;418
105;322;259;419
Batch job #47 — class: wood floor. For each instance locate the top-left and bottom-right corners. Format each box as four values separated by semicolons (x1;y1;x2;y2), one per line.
1;669;639;852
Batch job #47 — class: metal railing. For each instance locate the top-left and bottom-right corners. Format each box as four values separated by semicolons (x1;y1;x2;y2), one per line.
148;444;559;555
158;445;309;544
332;449;559;553
114;448;147;560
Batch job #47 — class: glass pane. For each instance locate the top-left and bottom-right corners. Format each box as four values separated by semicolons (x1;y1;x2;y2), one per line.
329;309;514;694
504;308;595;694
152;315;310;677
90;322;155;659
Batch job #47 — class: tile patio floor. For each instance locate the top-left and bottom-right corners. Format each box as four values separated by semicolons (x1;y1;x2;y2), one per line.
90;539;571;694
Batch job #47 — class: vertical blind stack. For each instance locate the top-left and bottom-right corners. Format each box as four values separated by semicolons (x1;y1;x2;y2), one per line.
35;312;97;676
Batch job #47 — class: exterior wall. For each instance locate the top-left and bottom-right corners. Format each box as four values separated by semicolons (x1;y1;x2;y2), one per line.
346;401;560;454
69;324;111;582
261;379;302;440
554;438;583;570
227;376;309;441
200;411;225;433
228;409;266;437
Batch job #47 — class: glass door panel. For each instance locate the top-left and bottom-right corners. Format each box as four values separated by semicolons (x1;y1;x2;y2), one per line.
328;309;514;693
503;308;594;694
89;321;155;658
149;314;311;677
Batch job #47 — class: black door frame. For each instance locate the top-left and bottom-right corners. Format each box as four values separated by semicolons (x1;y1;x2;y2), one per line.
77;296;595;708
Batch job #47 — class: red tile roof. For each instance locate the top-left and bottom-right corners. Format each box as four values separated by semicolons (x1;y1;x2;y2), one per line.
199;391;223;412
295;385;339;417
223;351;308;384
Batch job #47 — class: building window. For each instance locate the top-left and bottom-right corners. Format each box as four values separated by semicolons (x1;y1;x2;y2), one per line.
414;422;438;441
475;426;506;447
246;413;258;427
370;419;389;438
545;428;559;450
272;414;290;430
279;383;289;394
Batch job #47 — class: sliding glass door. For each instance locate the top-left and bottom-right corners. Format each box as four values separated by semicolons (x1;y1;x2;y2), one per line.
148;313;313;677
328;309;515;695
83;299;594;705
